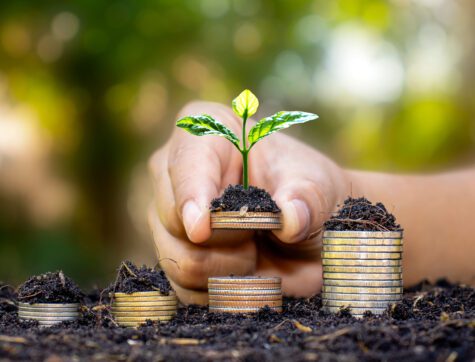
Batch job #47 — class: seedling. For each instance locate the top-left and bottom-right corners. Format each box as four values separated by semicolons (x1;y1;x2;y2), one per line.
176;89;318;189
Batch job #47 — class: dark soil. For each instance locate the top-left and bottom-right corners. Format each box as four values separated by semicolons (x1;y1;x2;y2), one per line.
1;280;473;361
210;184;281;213
324;197;402;231
105;261;172;295
16;271;84;304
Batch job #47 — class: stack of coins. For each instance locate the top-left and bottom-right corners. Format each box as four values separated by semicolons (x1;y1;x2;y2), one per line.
18;302;80;327
111;291;177;327
321;230;403;318
208;277;282;313
211;211;282;230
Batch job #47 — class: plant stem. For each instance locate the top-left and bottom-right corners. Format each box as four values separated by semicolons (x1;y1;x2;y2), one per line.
242;113;249;189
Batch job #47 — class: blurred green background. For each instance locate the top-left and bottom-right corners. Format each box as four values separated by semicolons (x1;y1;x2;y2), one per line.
1;0;474;289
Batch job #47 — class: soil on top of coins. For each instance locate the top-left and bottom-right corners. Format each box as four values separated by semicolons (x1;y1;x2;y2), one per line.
324;196;402;231
1;279;473;361
16;271;84;304
105;260;172;295
210;184;281;212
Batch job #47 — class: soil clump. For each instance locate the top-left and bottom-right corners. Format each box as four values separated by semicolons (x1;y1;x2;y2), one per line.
324;197;401;231
16;271;83;304
106;261;172;295
210;184;280;213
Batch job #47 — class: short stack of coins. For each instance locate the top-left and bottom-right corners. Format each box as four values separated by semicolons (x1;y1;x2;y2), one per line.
111;291;177;327
210;211;282;230
208;276;283;313
322;230;403;318
18;302;80;327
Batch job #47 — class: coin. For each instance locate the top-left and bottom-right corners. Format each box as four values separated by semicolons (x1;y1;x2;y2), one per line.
19;315;79;321
323;272;402;280
323;238;403;246
112;310;176;317
323;230;403;239
209;300;282;308
321;252;402;260
111;302;178;308
114;316;174;323
111;304;177;310
208;283;281;290
18;311;79;318
323;299;397;308
323;279;402;287
322;258;402;267
322;285;403;294
112;299;177;305
17;302;79;309
116;319;172;327
209;276;281;284
206;294;283;301
211;222;282;230
112;296;177;302
323;265;402;273
322;245;403;253
208;288;281;296
209;306;283;313
322;292;402;301
18;306;79;313
113;291;175;297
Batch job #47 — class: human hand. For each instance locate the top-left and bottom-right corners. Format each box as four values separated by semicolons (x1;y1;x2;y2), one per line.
148;101;352;304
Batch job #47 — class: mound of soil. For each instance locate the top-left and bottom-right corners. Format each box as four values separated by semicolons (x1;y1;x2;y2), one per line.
0;280;473;361
16;271;83;304
325;197;401;231
106;261;172;295
210;184;281;213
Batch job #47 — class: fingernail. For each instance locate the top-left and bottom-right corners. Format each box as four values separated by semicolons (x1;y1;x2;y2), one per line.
282;199;310;243
182;201;202;239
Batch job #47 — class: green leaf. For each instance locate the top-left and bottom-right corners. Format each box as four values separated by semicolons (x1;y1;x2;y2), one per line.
248;111;318;147
232;89;259;119
176;115;241;149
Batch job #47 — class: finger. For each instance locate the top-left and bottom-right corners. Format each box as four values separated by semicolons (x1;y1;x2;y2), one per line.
271;179;327;244
149;147;186;238
169;280;208;306
148;206;256;291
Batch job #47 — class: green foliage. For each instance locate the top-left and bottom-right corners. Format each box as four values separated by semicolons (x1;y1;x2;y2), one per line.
176;115;240;150
248;111;318;148
177;90;318;188
232;89;259;119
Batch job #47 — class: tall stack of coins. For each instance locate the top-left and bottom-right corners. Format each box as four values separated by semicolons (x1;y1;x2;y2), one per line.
208;277;282;313
321;230;403;318
211;211;282;230
18;302;80;327
111;291;177;327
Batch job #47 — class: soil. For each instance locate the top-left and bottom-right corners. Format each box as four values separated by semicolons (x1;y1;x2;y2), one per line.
324;197;402;232
1;279;473;361
16;271;84;304
105;261;172;295
210;184;281;213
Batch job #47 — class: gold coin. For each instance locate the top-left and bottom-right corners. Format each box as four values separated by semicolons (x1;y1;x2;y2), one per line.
19;315;79;321
322;259;402;267
323;265;402;273
211;222;282;230
323;238;403;246
18;302;79;309
211;211;281;218
322;245;403;253
116;320;171;327
111;305;177;311
323;230;403;239
323;272;402;280
111;301;178;308
112;306;177;313
208;306;283;313
19;306;79;313
323;279;402;287
322;285;403;294
113;291;175;297
208;284;281;291
112;311;176;317
209;300;282;308
114;316;174;322
206;294;283;301
321;252;402;260
18;311;79;318
322;292;401;301
112;295;177;302
322;299;397;309
209;276;281;284
208;289;281;297
112;299;177;306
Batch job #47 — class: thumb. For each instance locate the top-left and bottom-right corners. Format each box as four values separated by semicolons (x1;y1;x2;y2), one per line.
272;180;327;243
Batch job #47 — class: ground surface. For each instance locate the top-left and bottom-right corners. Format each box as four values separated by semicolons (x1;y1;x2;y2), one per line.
0;280;473;361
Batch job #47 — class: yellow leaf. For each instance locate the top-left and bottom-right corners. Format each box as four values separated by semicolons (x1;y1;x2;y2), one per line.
232;89;259;118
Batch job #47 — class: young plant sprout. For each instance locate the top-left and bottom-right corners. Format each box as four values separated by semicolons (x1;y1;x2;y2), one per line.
176;89;319;189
